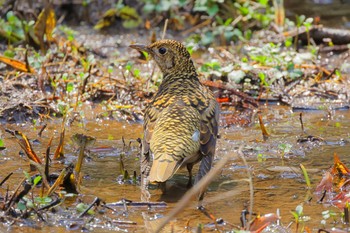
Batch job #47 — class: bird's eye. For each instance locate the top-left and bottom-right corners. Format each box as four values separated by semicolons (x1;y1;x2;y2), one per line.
158;47;167;54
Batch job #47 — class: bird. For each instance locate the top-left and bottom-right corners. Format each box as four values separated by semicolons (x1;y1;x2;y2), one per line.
130;39;219;202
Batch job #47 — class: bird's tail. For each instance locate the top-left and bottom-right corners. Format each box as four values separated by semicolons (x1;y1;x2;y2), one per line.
149;156;180;183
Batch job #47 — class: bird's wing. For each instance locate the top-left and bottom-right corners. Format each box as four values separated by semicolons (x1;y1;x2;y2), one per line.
141;105;158;189
197;93;219;182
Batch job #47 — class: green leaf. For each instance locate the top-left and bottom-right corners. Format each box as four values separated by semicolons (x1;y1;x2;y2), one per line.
285;37;293;47
4;50;15;58
122;19;141;29
23;171;31;183
201;31;214;45
133;68;140;77
76;203;86;212
76;203;95;215
335;69;342;78
278;143;292;153
228;70;245;83
295;204;303;216
300;164;311;188
119;6;141;28
125;61;133;71
26;200;34;208
33;176;42;186
35;196;52;204
67;82;74;93
186;46;194;56
0;139;4;147
108;65;113;74
258;72;269;86
207;4;219;16
304;17;313;24
224;18;233;26
291;211;299;222
17;202;27;211
257;153;266;162
259;0;269;6
289;69;303;79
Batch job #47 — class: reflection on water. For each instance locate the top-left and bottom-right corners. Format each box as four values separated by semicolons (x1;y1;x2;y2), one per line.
1;105;350;232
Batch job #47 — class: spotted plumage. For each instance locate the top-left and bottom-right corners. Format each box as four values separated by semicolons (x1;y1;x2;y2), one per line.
130;39;219;201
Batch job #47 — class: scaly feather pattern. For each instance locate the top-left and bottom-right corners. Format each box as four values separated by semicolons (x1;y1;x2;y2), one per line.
130;39;219;201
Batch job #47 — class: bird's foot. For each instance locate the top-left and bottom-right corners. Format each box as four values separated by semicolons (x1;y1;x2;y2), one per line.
186;180;193;188
141;189;151;202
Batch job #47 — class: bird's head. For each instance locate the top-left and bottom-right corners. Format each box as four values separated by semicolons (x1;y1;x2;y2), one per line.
130;39;196;76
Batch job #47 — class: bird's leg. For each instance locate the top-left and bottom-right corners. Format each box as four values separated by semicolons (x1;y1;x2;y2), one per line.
141;178;151;202
141;151;152;202
195;154;213;205
186;163;193;188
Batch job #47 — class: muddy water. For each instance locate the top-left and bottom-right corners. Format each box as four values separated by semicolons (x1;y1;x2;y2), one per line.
1;104;350;232
285;0;350;28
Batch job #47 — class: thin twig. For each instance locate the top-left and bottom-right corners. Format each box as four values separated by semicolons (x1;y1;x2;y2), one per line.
238;148;254;230
0;172;13;186
299;112;305;134
181;18;212;35
161;19;168;40
78;197;100;218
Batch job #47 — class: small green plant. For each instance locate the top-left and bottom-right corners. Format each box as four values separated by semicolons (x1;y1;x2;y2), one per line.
291;204;311;232
257;153;266;162
76;203;95;215
66;82;74;93
35;196;52;205
57;100;73;116
58;25;77;41
94;1;141;29
278;143;292;159
193;0;222;16
294;15;313;49
258;72;268;87
321;210;338;227
201;60;221;72
0;11;28;43
143;0;187;13
299;164;311;188
291;204;303;226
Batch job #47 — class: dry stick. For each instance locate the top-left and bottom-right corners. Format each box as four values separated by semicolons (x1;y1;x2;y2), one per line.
258;114;269;141
299;112;305;134
202;80;259;108
181;18;212;35
46;167;67;196
0;172;13;186
154;151;236;232
161;19;168;40
78;197;100;218
37;123;47;137
6;177;26;211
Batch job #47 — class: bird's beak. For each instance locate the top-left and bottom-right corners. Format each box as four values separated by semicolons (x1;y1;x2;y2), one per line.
129;44;151;53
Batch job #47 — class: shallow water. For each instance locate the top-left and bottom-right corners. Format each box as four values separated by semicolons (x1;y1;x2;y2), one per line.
1;103;350;232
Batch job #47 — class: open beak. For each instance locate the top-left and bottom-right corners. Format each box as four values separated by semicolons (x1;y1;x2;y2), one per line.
129;44;151;53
